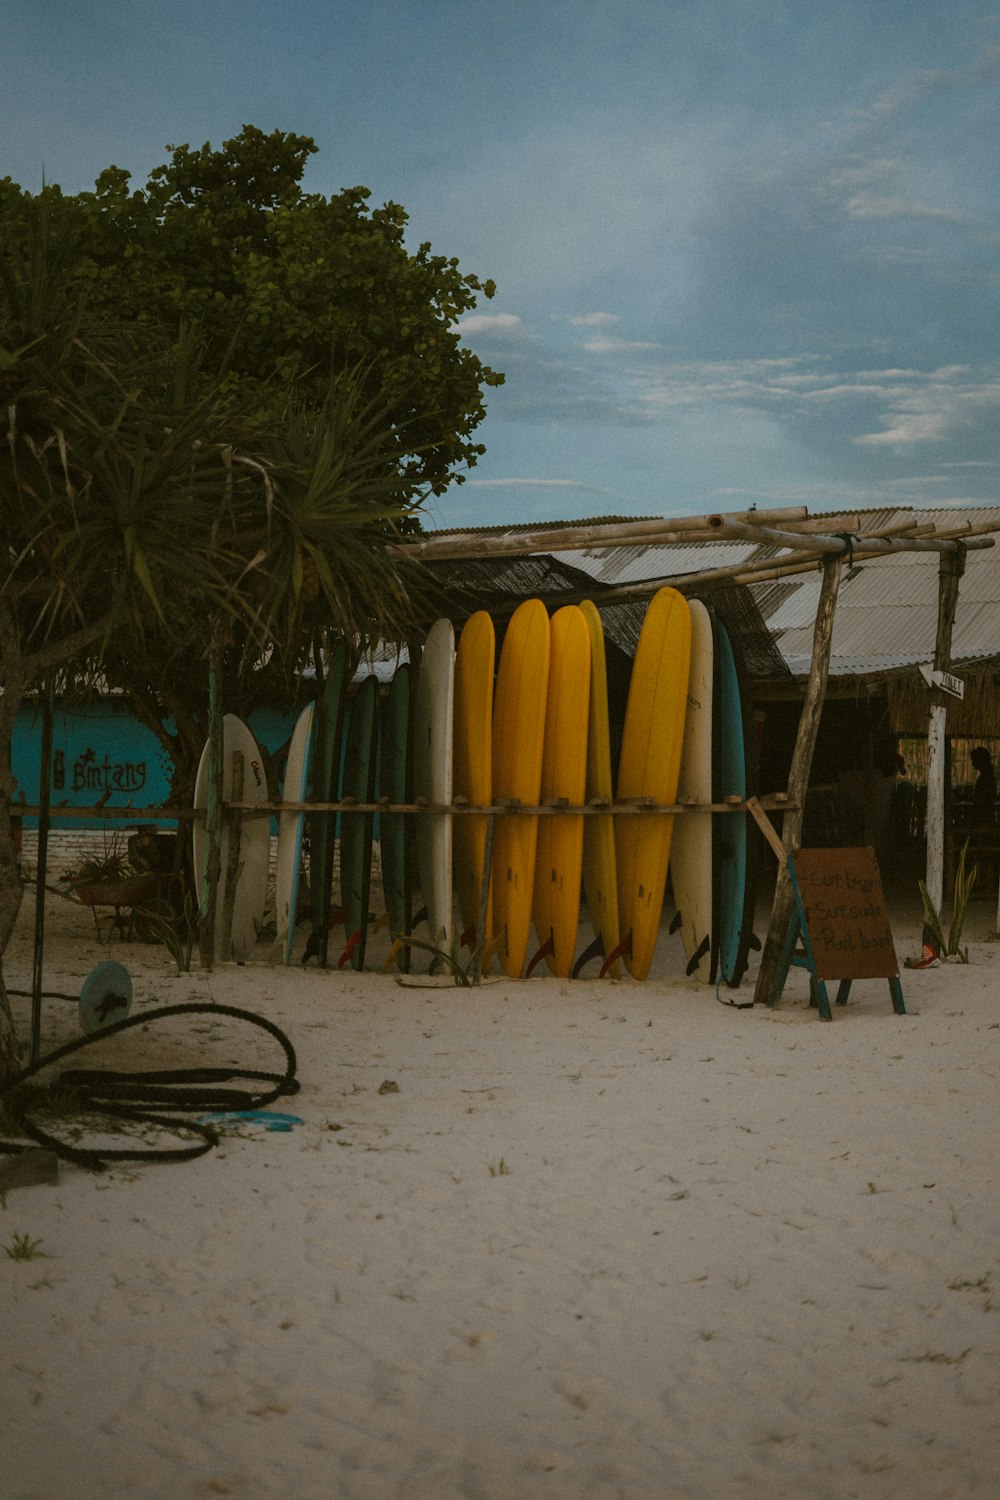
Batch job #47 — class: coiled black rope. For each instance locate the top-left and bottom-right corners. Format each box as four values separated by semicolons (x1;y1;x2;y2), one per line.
0;1003;299;1173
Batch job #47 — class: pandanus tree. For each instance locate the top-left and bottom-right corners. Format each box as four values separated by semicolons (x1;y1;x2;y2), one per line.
0;144;497;1075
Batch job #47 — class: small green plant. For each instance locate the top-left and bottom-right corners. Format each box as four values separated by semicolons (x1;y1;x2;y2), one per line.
919;839;977;962
4;1232;47;1262
135;886;197;972
488;1157;510;1177
64;828;132;886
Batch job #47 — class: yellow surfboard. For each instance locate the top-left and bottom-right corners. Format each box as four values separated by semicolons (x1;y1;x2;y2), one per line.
670;598;714;982
453;610;495;954
532;605;591;977
578;599;621;977
491;598;550;978
615;587;692;981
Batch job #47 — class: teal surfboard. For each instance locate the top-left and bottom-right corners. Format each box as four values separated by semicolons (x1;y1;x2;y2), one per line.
308;640;349;966
713;619;755;992
339;674;379;971
380;663;412;971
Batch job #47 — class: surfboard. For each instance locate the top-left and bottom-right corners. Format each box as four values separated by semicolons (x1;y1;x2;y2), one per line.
491;598;550;978
532;605;590;977
193;713;269;963
453;611;495;956
274;702;314;965
413;618;455;954
577;600;621;978
714;618;756;993
308;639;349;966
340;674;380;971
615;587;692;981
379;663;412;971
670;598;714;982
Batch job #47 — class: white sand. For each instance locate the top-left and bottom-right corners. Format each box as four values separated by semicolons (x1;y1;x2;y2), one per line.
3;858;1000;1500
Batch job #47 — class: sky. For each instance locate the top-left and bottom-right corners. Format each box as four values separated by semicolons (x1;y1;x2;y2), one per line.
3;1;999;531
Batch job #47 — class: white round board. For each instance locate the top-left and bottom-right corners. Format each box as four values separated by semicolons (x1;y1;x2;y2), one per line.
193;714;270;963
274;703;315;965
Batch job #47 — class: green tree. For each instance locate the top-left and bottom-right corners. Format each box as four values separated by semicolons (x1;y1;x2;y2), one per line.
11;124;502;496
0;136;499;1077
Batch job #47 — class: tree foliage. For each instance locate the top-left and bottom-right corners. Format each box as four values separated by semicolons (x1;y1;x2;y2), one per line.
2;125;502;498
0;131;503;1074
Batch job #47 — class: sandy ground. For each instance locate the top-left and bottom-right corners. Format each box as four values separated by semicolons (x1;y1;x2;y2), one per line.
3;840;1000;1500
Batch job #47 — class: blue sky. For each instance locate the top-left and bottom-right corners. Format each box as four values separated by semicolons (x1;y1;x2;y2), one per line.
4;1;999;529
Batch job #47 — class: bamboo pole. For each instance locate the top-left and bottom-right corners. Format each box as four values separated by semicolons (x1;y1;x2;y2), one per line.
753;554;844;1006
398;505;813;560
540;532;993;609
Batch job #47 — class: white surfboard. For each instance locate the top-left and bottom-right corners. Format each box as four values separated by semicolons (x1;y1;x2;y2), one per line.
413;618;455;953
193;714;270;963
274;702;315;965
670;599;714;981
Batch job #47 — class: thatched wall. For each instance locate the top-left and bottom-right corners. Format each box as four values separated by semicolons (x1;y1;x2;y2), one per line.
887;663;1000;738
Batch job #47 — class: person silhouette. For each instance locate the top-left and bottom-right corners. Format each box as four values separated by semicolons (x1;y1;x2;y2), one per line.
970;746;996;827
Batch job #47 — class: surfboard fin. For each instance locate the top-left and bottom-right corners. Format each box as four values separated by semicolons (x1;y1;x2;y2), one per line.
685;934;711;977
338;929;363;969
669;909;683;934
748;930;761;952
373;911;390;935
600;931;631;978
571;933;605;978
412;904;428;930
526;933;555;977
460;923;476;951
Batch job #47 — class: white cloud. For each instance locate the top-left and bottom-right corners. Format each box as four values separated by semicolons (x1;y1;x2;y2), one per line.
456;313;534;341
566;312;620;327
465;478;616;497
582;337;664;354
845;191;970;224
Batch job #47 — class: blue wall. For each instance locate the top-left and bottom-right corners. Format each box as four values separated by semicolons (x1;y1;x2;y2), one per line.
12;700;299;828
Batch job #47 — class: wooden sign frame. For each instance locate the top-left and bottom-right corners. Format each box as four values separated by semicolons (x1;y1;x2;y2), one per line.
747;799;905;1021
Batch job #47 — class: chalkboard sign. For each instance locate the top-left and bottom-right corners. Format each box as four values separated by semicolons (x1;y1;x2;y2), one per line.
794;846;899;981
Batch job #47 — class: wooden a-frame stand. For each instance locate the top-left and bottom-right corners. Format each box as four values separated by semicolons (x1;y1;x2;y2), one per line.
747;798;905;1022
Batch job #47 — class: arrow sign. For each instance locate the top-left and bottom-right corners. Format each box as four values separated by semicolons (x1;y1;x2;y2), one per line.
918;664;965;699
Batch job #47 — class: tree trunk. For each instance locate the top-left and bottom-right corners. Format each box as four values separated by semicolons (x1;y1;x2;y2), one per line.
0;711;25;1080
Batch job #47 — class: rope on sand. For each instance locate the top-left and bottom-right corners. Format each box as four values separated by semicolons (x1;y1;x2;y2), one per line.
0;1003;299;1172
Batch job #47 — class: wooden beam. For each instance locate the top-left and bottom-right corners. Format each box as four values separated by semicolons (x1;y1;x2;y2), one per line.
924;544;966;924
398;505;812;560
753;553;843;1006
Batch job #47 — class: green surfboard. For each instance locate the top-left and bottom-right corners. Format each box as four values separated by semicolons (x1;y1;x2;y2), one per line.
309;639;348;966
339;674;379;971
380;663;413;971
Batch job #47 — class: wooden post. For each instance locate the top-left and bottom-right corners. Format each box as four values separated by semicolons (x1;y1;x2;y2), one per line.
198;659;223;970
924;545;966;925
219;749;245;964
754;554;843;1006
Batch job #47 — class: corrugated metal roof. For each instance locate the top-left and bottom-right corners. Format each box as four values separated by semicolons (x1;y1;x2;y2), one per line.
551;540;755;585
428;503;1000;682
761;534;1000;678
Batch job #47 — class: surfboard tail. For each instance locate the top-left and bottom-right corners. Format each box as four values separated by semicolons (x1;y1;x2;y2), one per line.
526;932;555;978
571;932;605;978
600;930;632;978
